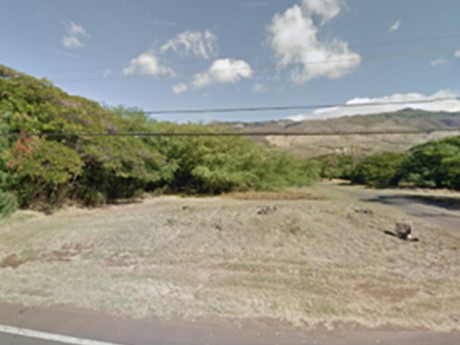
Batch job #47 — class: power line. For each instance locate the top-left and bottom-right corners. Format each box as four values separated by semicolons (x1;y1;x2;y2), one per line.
144;97;460;115
2;128;459;138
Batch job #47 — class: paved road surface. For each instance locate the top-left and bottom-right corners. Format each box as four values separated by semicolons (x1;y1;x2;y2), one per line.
320;182;460;236
0;303;459;345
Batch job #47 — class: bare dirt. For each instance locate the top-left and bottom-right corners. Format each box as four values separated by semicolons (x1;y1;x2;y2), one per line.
0;187;459;332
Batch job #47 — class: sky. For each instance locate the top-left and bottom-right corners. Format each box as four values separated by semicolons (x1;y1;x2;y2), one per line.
1;0;460;122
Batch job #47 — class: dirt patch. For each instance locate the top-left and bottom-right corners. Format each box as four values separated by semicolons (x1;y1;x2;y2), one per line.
358;282;419;303
0;254;29;269
0;243;94;269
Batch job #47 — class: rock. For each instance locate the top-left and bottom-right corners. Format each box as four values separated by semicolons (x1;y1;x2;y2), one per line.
257;206;277;215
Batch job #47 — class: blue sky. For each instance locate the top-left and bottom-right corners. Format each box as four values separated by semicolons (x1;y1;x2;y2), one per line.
1;0;460;122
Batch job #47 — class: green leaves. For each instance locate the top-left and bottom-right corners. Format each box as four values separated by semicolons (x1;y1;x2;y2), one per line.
0;64;321;211
351;152;405;188
348;136;460;190
0;191;18;219
401;136;460;189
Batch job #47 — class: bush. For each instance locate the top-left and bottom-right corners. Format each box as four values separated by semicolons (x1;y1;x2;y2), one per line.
8;138;83;206
351;152;405;188
143;123;319;194
314;153;353;180
0;64;321;210
400;136;460;189
0;191;18;219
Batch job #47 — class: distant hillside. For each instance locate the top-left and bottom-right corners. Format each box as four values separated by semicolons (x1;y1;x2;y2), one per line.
225;110;460;158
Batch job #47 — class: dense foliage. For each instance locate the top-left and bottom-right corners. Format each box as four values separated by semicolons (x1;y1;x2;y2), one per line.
348;136;460;190
401;136;460;189
314;153;353;180
0;65;319;214
351;152;405;187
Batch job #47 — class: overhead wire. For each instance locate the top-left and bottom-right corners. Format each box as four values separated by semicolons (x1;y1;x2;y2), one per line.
144;97;460;115
2;97;459;137
2;128;459;138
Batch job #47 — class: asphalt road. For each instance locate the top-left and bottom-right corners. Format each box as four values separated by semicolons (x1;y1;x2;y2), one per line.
1;291;460;345
320;182;460;236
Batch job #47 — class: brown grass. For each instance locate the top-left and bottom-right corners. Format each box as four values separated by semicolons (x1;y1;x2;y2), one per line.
0;190;459;331
226;190;324;201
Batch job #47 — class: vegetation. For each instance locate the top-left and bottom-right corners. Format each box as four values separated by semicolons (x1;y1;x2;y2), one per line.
401;136;460;190
348;136;460;190
0;65;319;214
314;153;353;180
351;152;405;188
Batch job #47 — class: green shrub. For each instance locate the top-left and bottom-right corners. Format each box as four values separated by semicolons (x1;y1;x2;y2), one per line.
351;152;405;188
0;64;321;208
401;136;460;189
0;190;17;219
9;138;83;206
314;153;353;180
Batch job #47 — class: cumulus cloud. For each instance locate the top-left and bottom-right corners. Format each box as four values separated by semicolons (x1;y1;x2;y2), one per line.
62;22;89;49
431;58;447;67
161;30;218;60
172;83;188;94
388;20;401;33
192;58;254;89
454;50;460;58
123;50;175;78
301;0;343;24
268;0;360;83
287;90;460;121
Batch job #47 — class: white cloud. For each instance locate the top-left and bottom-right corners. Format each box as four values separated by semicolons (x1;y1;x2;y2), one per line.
431;58;447;67
454;50;460;58
287;90;460;121
268;1;360;83
192;58;254;89
301;0;343;24
62;22;89;49
160;30;218;60
388;20;401;33
123;50;175;78
172;83;188;94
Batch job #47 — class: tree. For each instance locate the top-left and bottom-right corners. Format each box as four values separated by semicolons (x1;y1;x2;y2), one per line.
351;152;405;188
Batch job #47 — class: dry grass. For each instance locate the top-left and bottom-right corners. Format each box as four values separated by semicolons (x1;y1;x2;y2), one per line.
0;189;459;331
225;190;324;201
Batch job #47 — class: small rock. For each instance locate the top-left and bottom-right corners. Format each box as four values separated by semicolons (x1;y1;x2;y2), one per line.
257;206;277;215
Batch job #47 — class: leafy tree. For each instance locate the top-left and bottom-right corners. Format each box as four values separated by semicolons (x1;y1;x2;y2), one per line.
314;153;353;180
0;64;321;213
351;152;405;187
401;136;460;189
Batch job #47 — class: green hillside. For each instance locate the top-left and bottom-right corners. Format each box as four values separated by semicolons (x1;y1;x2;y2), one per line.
0;65;319;215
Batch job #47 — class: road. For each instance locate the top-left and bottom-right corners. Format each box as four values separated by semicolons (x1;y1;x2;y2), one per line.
0;303;459;345
320;182;460;236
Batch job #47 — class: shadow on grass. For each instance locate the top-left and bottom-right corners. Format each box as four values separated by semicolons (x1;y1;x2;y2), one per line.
383;230;419;242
